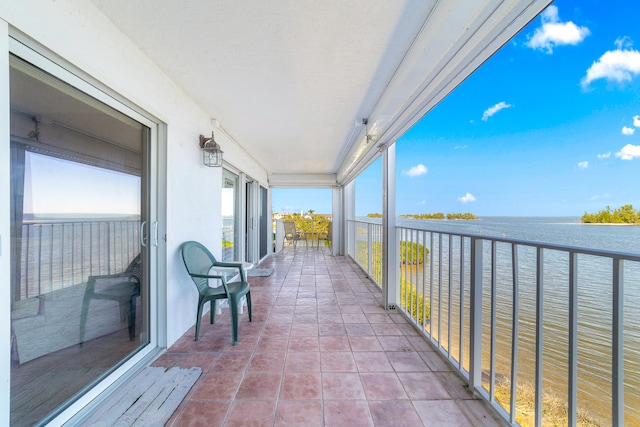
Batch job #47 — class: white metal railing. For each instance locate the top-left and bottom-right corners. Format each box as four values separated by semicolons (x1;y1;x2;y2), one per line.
15;219;141;300
350;219;640;426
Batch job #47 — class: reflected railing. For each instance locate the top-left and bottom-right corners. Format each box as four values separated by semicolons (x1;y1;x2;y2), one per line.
16;218;141;300
349;219;640;426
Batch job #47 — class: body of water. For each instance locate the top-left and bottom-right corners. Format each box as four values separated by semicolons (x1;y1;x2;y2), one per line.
395;216;640;425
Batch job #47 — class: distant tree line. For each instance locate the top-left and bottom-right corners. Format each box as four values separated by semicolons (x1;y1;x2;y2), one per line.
367;212;477;220
399;212;478;220
581;205;640;224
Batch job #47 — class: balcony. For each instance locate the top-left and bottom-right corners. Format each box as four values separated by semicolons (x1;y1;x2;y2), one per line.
153;246;504;426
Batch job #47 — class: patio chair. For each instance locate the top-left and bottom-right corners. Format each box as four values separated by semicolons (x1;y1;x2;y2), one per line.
181;241;251;344
80;254;141;344
317;221;332;248
283;221;306;247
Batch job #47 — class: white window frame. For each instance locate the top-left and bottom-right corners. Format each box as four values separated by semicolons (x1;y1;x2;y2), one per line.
3;33;166;427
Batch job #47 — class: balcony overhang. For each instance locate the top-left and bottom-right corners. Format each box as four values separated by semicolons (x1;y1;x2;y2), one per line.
89;0;553;185
268;173;337;188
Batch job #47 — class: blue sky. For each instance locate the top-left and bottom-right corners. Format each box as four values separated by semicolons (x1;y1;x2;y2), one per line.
276;0;640;217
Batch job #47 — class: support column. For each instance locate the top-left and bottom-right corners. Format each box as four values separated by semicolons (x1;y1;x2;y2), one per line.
331;185;342;256
343;181;356;258
382;144;398;310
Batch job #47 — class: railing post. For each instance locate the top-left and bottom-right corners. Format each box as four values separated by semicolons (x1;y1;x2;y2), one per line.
469;237;483;391
612;258;624;426
382;143;397;310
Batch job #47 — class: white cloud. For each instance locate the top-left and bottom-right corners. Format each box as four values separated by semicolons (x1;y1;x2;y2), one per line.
578;161;589;169
482;102;512;121
582;46;640;87
458;193;476;204
454;145;468;150
597;152;611;159
634;115;640;127
615;36;634;50
622;126;636;136
591;193;610;201
525;5;590;54
615;144;640;160
402;164;428;177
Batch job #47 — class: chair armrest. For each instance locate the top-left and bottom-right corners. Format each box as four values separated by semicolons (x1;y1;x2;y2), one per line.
212;262;247;282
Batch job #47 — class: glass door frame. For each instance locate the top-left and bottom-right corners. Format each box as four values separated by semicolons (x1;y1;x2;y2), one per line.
3;35;164;426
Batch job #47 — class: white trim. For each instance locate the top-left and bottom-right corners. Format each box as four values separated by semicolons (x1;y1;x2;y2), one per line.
0;17;12;427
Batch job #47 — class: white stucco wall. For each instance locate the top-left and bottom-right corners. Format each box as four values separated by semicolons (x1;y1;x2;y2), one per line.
0;0;268;351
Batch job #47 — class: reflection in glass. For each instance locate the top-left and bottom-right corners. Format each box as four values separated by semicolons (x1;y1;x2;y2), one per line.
9;56;149;425
222;169;240;262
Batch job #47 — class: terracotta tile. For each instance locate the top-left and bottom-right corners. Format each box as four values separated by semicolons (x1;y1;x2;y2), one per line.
319;336;351;352
397;372;450;399
345;324;375;336
371;323;403;336
342;313;368;323
152;352;184;368
290;323;319;337
318;324;346;336
360;373;407;400
323;400;374;427
280;372;322;399
247;352;286;372
377;335;413;351
274;400;322;426
191;372;243;400
321;351;357;372
368;400;423;426
365;313;392;323
171;400;229;427
349;336;382;352
386;351;429;372
262;323;291;336
285;351;321;372
210;352;251;372
178;352;219;372
235;372;281;400
352;352;394;372
413;400;471;426
338;304;362;313
322;373;366;399
288;336;320;352
256;336;289;352
224;400;276;427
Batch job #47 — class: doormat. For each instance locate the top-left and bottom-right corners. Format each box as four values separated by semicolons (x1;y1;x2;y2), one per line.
83;366;201;426
247;267;274;277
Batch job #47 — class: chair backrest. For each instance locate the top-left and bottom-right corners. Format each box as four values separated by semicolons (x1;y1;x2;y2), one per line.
181;241;217;293
126;254;142;283
283;221;296;238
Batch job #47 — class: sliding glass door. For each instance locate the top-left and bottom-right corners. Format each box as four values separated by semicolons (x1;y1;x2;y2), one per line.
9;54;151;426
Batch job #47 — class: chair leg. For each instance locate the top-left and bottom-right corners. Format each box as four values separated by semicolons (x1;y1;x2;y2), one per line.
210;301;217;324
246;291;252;322
195;299;204;341
79;295;91;345
229;296;239;346
128;296;136;341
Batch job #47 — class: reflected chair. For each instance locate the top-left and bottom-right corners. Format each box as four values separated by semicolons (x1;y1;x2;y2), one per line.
283;221;306;248
181;241;251;344
317;221;332;248
80;254;141;344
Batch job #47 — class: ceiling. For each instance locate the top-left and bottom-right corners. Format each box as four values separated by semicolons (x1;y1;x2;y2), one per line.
90;0;551;186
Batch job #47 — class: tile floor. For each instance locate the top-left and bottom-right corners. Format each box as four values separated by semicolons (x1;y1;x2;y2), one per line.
157;246;505;426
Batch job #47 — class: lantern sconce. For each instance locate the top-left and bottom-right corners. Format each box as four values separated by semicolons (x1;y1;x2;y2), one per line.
199;131;223;167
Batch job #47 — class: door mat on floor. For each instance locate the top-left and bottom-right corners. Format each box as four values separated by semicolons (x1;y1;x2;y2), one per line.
83;366;201;426
247;267;274;277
